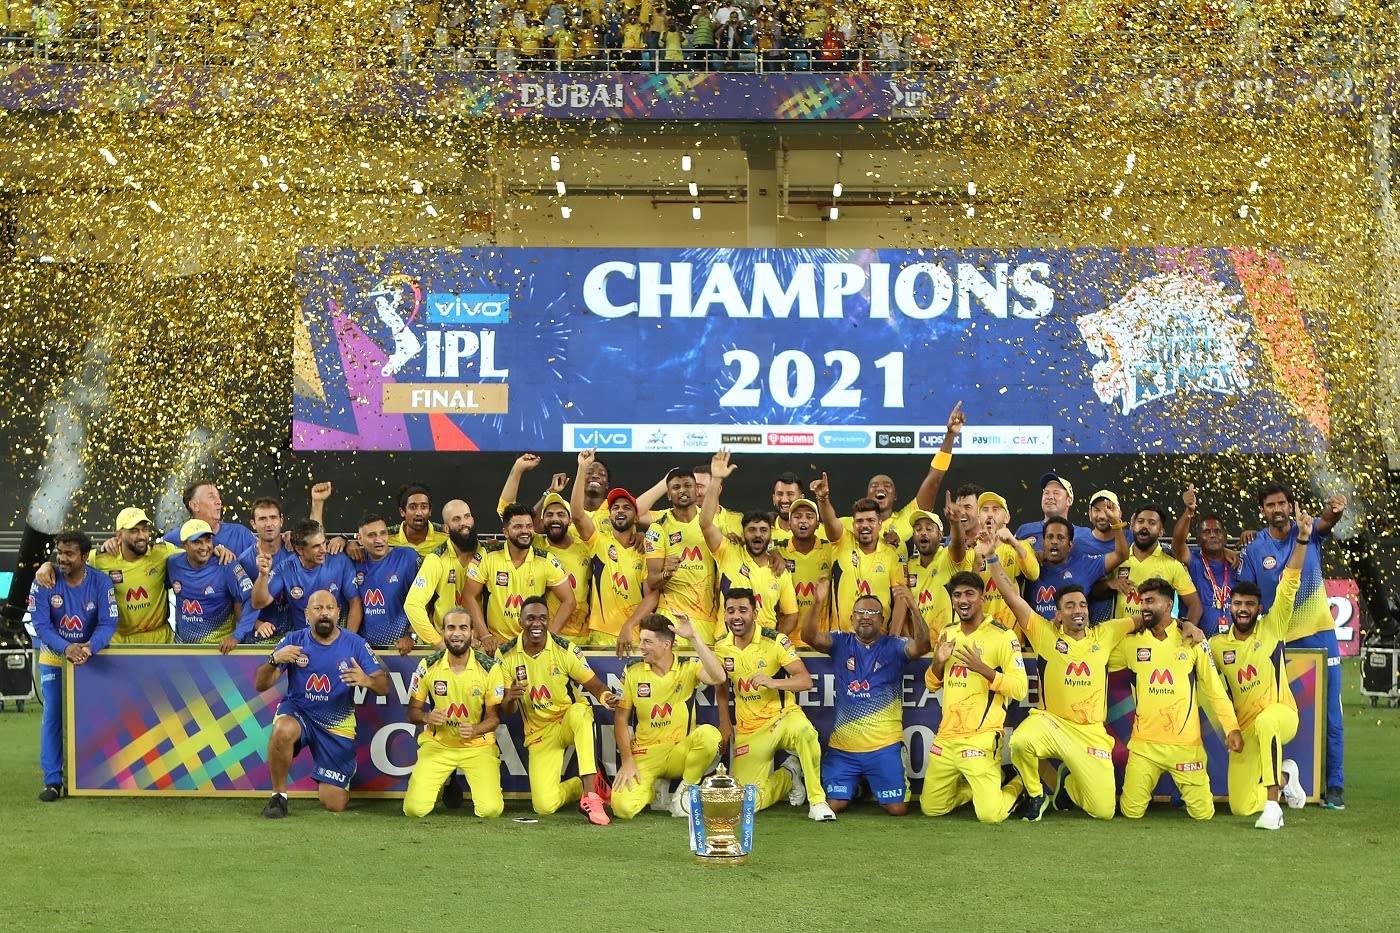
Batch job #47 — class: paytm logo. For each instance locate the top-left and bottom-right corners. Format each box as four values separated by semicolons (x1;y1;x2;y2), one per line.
573;427;632;450
426;292;511;325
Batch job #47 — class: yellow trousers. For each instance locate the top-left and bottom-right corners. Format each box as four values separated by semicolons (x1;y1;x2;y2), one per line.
919;730;1019;824
1229;704;1299;816
523;703;597;815
403;740;503;818
1120;741;1213;820
612;726;722;819
730;707;826;810
1009;709;1116;820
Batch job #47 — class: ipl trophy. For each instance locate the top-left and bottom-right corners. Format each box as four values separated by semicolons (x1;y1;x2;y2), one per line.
687;765;757;866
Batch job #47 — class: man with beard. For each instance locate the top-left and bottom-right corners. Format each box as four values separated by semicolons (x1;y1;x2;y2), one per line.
770;471;806;537
572;451;656;654
531;492;593;644
405;499;481;651
803;581;931;815
93;507;179;643
237;498;293;641
498;596;620;824
1106;503;1201;627
389;482;449;558
644;468;718;647
713;589;833;821
167;519;261;652
991;547;1144;822
905;498;963;633
1240;482;1348;810
30;530;118;802
612;613;726;819
1214;504;1321;828
771;497;832;649
255;589;388;818
1013;472;1093;551
837;402;965;555
252;519;362;634
812;474;909;637
1029;514;1129;621
1171;484;1241;636
402;609;506;818
917;565;1027;822
351;512;421;655
692;463;744;538
970;495;1038;622
1082;489;1130;623
465;504;574;649
700;451;799;636
1111;577;1240;821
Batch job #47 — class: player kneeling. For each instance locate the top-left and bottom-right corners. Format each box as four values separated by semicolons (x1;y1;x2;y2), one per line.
402;609;507;818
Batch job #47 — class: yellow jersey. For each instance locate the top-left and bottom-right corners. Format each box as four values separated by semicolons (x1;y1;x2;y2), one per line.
1114;544;1198;618
536;533;593;641
581;526;646;638
925;617;1028;739
713;538;798;634
643;508;717;643
1111;625;1238;746
388;521;450;559
829;537;907;632
1021;613;1136;726
771;536;833;648
713;627;802;735
92;542;179;636
409;649;506;750
496;633;597;737
466;544;568;641
619;655;706;748
404;541;479;645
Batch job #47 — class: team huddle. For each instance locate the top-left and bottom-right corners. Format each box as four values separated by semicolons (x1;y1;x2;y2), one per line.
27;406;1349;830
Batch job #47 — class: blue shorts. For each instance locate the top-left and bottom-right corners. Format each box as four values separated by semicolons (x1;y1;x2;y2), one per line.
822;745;908;803
276;705;357;789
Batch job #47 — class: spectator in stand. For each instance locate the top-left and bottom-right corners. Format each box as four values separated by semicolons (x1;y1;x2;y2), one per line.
661;17;685;70
798;2;827;71
643;5;665;70
714;2;742;68
517;13;545;67
576;21;601;70
552;18;575;68
818;20;844;71
754;9;785;72
690;4;715;70
601;8;622;69
495;21;518;70
875;23;902;71
621;12;644;69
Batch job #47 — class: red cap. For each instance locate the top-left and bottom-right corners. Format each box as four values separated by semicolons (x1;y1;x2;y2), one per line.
606;488;638;510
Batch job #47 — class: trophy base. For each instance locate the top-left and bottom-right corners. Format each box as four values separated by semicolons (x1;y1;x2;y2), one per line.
695;853;748;866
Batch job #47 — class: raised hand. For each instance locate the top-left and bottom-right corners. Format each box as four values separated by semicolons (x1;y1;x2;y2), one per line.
514;453;542;473
810;472;830;501
946;400;965;435
710;448;737;480
1182;483;1197;513
311;481;333;504
549;472;569;494
577;448;596;468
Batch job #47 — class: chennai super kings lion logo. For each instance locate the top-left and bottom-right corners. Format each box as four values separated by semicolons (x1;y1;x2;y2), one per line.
1076;272;1252;415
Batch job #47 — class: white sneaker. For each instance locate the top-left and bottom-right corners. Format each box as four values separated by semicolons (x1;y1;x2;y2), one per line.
1254;801;1284;830
808;801;837;821
780;757;806;806
1280;760;1305;809
650;778;672;812
670;782;691;819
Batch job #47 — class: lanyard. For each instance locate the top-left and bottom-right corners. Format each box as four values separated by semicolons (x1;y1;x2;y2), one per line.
1201;555;1230;610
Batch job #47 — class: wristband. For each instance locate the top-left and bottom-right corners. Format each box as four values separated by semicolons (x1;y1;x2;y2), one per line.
931;451;952;471
1111;521;1127;530
984;554;1000;565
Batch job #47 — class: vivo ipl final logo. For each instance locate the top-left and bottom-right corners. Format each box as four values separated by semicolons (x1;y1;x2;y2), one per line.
366;275;511;380
1076;272;1251;415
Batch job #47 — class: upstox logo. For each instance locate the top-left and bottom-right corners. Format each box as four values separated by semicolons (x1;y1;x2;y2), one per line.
426;292;510;325
573;427;632;450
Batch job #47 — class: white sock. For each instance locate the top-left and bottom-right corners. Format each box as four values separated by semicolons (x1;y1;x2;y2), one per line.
275;792;288;800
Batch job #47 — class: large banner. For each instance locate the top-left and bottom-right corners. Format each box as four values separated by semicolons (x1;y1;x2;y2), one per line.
0;65;1369;120
293;246;1330;455
65;647;1324;803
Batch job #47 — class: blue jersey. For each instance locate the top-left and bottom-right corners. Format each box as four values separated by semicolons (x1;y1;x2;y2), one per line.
1240;520;1332;633
162;521;256;556
1073;529;1127;558
1185;548;1234;636
1027;550;1108;619
265;552;360;629
827;632;909;753
238;541;294;636
27;565;119;666
1014;520;1094;552
272;627;383;739
353;546;420;648
167;553;260;643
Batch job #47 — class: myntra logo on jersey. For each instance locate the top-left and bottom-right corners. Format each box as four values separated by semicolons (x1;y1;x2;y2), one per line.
581;260;1055;320
181;599;203;616
305;673;333;698
611;571;631;592
650;702;673;719
363;589;385;608
1147;668;1175;693
504;594;524;610
125;586;150;603
1064;661;1093;685
59;614;84;632
1237;664;1259;685
529;685;552;702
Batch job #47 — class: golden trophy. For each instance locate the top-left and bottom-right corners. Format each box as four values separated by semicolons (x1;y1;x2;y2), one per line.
688;765;756;866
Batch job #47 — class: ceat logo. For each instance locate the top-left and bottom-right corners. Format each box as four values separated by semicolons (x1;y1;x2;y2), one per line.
445;703;471;720
495;571;510;587
181;599;204;616
109;570;124;583
504;594;524;610
949;664;969;679
680;546;704;563
1148;669;1174;686
1223;650;1236;664
529;684;552;702
650;702;674;719
290;586;304;600
612;571;630;592
845;657;856;671
1065;661;1091;677
1054;639;1069;654
1262;555;1277;570
722;657;735;671
363;589;385;608
305;673;332;693
1237;664;1258;685
126;586;149;602
847;679;870;692
49;594;63;608
59;614;83;632
1036;586;1056;604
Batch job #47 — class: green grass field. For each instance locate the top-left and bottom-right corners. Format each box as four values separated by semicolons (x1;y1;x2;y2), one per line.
2;659;1397;932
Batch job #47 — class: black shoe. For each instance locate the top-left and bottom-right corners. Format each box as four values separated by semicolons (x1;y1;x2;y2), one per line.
1017;793;1050;822
1051;763;1074;812
261;793;289;819
1324;787;1346;810
443;773;464;810
37;784;62;803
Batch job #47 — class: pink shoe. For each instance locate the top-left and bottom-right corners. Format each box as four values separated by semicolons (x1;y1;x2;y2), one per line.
579;791;611;825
